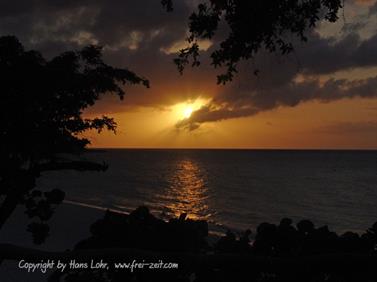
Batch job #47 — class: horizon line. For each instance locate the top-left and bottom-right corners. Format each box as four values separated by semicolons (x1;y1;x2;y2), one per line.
88;147;377;151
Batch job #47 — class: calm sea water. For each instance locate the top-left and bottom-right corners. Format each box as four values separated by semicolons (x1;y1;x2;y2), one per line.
37;149;377;234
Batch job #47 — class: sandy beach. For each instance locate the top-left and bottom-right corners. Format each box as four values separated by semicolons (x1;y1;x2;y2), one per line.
0;202;106;282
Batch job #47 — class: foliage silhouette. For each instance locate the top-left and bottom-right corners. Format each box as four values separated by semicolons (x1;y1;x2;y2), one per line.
48;206;377;282
0;35;148;243
162;0;342;84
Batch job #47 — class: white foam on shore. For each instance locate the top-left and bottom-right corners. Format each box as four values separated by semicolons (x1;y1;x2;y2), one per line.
63;199;129;214
64;199;230;237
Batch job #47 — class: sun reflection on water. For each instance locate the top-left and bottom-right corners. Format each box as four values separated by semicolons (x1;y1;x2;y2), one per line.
159;159;209;220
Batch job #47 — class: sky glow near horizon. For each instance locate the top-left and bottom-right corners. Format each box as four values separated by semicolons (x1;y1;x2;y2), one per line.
1;0;376;148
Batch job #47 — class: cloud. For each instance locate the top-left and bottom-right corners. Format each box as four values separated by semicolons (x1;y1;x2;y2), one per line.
317;121;377;135
296;32;377;75
354;0;377;6
0;0;217;111
0;0;376;131
369;1;377;14
0;0;192;54
175;26;377;130
176;75;377;130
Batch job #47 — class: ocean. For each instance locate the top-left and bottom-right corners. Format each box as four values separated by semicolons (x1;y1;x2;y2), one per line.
37;149;377;235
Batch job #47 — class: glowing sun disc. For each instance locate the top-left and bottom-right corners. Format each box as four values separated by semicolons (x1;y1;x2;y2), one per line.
183;107;193;119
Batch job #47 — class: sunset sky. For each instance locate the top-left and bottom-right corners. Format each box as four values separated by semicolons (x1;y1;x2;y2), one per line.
2;0;377;148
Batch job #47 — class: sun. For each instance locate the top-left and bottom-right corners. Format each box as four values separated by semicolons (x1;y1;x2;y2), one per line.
172;98;209;121
183;106;193;119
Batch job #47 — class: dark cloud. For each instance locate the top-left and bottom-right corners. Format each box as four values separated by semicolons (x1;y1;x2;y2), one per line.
369;1;377;15
0;0;214;112
176;75;377;131
176;29;377;130
0;0;376;130
317;121;377;135
295;32;377;74
0;0;191;55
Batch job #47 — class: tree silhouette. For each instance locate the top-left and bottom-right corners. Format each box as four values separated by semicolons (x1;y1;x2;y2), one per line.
162;0;342;84
0;35;148;243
